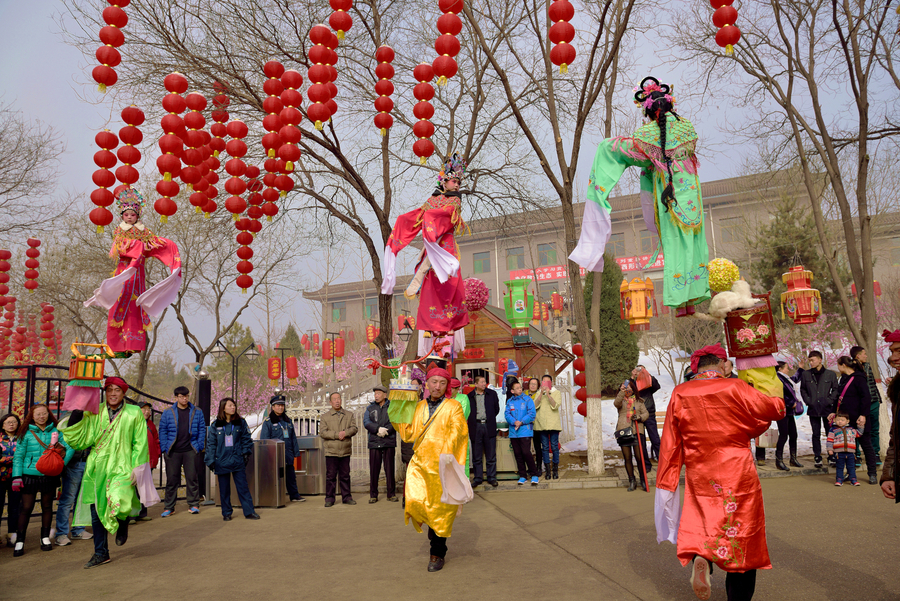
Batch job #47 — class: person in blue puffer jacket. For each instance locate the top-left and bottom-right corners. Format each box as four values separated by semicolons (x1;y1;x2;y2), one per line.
158;386;206;516
205;398;259;521
504;381;540;486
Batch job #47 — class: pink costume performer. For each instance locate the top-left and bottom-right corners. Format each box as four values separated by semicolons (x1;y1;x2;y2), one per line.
381;154;469;337
84;189;182;355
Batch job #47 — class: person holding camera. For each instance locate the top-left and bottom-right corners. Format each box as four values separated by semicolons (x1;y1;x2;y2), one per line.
614;380;649;492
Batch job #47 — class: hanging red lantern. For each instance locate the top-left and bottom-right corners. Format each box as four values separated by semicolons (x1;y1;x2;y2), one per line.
710;0;740;55
267;357;281;385
279;69;304;171
116;105;144;186
322;339;334;362
93;1;129;92
373;45;395;136
433;0;462;86
329;0;353;40
223;119;249;220
23;239;40;294
307;25;332;130
335;337;345;362
286;356;299;384
412;63;435;165
91;129;119;232
366;324;376;348
548;0;576;74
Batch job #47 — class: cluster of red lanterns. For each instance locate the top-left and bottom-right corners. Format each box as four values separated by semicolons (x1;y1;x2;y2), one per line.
92;0;130;92
0;250;10;304
39;303;57;355
224;119;250;220
235;218;255;293
90;130;119;232
0;293;13;361
711;0;740;56
278;70;304;172
156;73;186;219
322;336;346;363
548;0;576;74
307;25;340;130
433;0;462;86
329;0;353;41
373;46;395;136
260;61;288;218
412;63;436;165
531;300;550;323
116;105;144;188
23;239;40;294
573;344;587;417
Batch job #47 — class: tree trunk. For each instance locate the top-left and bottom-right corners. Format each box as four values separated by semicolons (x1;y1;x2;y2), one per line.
587;270;605;476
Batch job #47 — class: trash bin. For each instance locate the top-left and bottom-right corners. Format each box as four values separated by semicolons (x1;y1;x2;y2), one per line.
216;439;286;508
296;436;325;495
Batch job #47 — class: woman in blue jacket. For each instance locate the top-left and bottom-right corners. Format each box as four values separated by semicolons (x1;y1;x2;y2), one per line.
504;381;540;485
205;398;259;521
11;404;73;556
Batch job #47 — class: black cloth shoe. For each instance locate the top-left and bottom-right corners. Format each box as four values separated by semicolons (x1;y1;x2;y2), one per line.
223;515;232;521
775;458;790;471
115;519;128;547
488;480;499;487
790;455;803;468
245;513;261;519
427;555;445;572
84;553;111;569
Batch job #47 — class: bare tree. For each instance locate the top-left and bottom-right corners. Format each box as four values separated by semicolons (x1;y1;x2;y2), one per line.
0;102;68;242
670;0;900;379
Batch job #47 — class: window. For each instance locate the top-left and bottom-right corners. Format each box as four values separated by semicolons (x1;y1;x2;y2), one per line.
507;246;525;270
538;282;559;301
364;297;378;320
331;301;346;323
473;251;491;274
605;233;625;257
639;230;658;255
538;243;557;266
891;237;900;266
719;217;741;244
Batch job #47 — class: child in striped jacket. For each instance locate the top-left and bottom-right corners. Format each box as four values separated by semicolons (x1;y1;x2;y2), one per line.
827;413;861;486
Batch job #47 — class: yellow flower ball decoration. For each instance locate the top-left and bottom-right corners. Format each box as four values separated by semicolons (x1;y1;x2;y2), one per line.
708;258;741;293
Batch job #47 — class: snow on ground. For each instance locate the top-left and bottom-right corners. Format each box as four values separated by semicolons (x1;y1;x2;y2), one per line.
560;350;815;457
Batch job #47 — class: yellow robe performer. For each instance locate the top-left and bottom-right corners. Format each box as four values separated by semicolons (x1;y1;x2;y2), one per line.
393;367;468;572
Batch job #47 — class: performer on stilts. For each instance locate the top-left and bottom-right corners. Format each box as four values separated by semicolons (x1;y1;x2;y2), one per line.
84;188;182;356
570;76;710;315
655;345;785;601
60;376;160;569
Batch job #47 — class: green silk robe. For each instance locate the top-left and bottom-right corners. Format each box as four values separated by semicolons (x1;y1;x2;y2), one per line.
455;393;471;479
61;403;149;532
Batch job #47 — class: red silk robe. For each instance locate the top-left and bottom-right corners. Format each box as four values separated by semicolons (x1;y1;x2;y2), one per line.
656;373;785;572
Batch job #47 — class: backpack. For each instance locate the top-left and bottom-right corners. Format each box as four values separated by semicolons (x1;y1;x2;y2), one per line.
32;431;66;477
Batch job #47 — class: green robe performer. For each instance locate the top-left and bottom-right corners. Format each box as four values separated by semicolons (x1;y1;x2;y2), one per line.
61;376;159;569
569;76;710;315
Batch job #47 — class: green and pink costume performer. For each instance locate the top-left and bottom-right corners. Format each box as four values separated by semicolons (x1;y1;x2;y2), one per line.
570;77;710;314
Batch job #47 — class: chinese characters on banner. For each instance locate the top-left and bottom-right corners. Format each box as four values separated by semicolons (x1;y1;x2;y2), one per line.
507;255;664;282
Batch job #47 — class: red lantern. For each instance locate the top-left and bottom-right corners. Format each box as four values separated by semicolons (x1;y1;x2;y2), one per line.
373;45;395;136
285;356;299;384
307;26;332;131
91;129;119;232
236;274;253;293
329;0;353;40
412;63;435;165
432;1;462;86
366;324;377;348
780;265;821;325
23;239;40;294
278;70;303;171
335;337;345;362
115;105;144;186
323;339;334;362
548;0;576;73
572;343;583;357
267;357;281;385
93;2;129;92
711;0;741;55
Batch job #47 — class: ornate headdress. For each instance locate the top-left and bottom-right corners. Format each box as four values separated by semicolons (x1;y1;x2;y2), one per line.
632;76;676;112
115;187;145;216
437;152;467;187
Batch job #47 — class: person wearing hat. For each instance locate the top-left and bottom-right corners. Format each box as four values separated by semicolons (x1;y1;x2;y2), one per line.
60;376;159;569
134;401;160;522
260;395;304;503
655;345;785;601
392;367;468;572
363;385;397;503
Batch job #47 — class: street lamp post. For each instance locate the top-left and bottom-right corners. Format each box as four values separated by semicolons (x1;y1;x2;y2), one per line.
210;340;260;399
325;332;339;374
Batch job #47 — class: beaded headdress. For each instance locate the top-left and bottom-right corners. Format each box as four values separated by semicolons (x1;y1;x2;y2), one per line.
632;76;676;113
437;152;467;187
115;187;145;216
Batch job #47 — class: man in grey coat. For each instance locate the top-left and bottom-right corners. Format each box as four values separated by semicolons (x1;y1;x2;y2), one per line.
796;350;839;468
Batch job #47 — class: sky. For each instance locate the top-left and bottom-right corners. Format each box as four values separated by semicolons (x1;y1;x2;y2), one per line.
0;1;749;367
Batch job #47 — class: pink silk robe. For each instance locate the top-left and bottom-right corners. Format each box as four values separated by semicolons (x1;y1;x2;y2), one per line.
656;376;785;572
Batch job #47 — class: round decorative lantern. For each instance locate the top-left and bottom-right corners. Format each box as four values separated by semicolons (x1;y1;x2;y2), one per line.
329;0;353;40
707;257;740;293
780;265;821;325
373;45;395;136
412;63;435;165
710;0;741;55
548;0;576;73
464;278;489;313
433;0;462;86
91;129;119;232
619;277;654;331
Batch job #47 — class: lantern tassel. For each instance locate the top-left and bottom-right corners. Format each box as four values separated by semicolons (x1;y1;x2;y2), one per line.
725;44;734;56
315;121;324;130
337;30;345;40
164;172;172;181
268;149;275;158
267;216;273;222
160;215;168;224
380;128;386;137
98;83;107;93
195;206;201;214
241;288;247;294
419;156;427;165
560;64;568;74
96;225;104;234
213;150;220;158
204;212;211;219
232;214;239;221
437;75;448;86
286;161;294;171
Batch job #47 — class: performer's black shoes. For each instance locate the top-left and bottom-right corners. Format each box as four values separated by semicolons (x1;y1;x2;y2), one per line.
84;553;111;569
115;519;128;546
790;455;803;468
427;555;445;572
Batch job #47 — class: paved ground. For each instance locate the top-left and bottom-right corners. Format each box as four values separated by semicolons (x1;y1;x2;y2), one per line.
3;473;897;601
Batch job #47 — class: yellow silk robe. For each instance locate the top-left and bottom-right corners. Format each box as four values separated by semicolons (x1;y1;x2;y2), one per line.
394;398;468;538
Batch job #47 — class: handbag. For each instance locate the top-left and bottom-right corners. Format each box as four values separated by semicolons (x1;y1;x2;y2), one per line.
32;431;65;477
615;426;637;446
756;428;779;449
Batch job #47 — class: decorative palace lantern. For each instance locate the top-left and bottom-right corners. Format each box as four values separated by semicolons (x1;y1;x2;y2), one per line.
285;356;299;384
329;0;353;40
91;129;119;232
541;302;550;322
619;277;654;331
433;0;462;86
531;299;541;325
412;63;436;165
850;281;882;298
307;25;332;130
93;1;128;92
278;69;303;172
323;339;333;362
366;324;376;348
551;292;563;316
711;0;740;56
335;337;345;362
24;239;40;293
373;45;395;136
267;357;280;385
780;265;821;325
116;105;144;188
548;0;576;73
313;332;321;350
503;279;533;344
300;333;309;351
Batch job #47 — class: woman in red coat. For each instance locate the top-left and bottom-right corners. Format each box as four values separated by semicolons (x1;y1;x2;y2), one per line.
655;345;784;601
137;402;160;521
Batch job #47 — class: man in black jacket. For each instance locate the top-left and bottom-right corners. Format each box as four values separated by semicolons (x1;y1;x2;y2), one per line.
363;385;398;503
466;376;500;487
796;350;839;468
633;365;661;461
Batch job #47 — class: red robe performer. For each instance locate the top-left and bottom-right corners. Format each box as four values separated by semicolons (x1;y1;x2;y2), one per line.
655;344;784;601
84;188;182;355
381;154;469;335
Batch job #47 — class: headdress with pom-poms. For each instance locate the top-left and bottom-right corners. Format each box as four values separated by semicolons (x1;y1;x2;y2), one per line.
632;76;676;115
115;187;146;216
437;152;468;187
